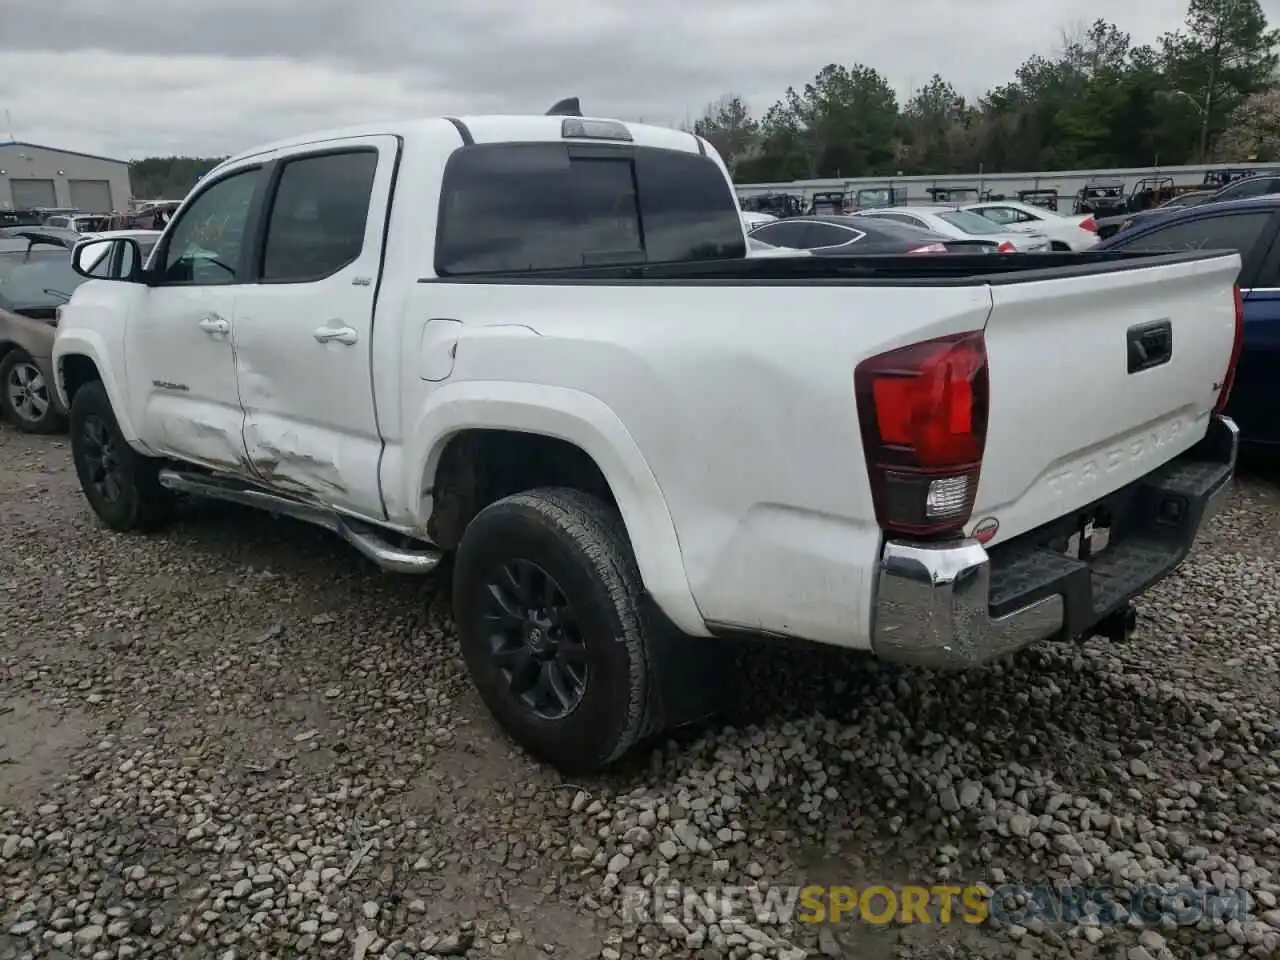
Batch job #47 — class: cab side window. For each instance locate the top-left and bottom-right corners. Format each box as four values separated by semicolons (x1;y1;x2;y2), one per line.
159;167;263;285
261;151;379;283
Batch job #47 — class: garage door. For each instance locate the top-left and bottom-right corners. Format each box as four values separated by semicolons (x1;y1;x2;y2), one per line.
9;178;56;209
68;179;113;213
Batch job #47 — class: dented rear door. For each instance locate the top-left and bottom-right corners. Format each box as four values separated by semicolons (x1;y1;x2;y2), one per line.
233;136;400;520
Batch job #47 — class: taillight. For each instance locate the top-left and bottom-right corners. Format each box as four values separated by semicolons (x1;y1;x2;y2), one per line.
906;242;949;255
1215;284;1245;413
997;241;1015;253
854;332;989;539
1078;216;1098;233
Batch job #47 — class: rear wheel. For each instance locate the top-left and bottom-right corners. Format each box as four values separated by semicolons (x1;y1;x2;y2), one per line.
69;380;174;532
0;350;65;434
452;487;655;773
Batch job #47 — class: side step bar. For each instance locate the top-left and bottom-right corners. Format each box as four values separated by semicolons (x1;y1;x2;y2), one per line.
157;469;443;575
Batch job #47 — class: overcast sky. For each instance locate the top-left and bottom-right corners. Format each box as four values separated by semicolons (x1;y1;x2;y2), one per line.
0;0;1264;160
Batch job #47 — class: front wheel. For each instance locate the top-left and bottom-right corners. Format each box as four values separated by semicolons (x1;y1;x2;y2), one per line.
0;350;65;434
452;487;655;773
69;380;175;532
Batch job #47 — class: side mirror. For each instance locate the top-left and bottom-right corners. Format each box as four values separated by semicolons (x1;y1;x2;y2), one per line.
72;237;144;282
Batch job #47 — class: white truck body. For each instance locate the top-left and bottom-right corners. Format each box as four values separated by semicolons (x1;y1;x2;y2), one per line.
53;109;1242;771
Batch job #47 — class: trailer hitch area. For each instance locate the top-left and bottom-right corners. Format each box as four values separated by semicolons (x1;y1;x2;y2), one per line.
1093;602;1138;644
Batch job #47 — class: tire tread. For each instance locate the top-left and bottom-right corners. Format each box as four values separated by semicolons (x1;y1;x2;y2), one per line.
454;486;656;771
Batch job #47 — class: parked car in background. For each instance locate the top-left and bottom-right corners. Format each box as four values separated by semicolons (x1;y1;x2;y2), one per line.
1074;181;1127;216
1208;173;1280;202
745;236;809;258
1098;176;1280;240
1096;194;1280;447
962;200;1100;250
0;209;45;228
739;192;805;218
0;230;159;432
750;215;1001;254
1017;189;1060;211
855;206;1050;251
43;213;113;233
1103;189;1221;234
850;186;908;210
741;211;778;231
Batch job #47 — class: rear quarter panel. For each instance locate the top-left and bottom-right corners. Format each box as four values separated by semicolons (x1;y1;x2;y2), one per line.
401;280;993;648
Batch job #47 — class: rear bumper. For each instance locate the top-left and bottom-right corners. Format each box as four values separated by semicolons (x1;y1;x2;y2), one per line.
871;415;1237;669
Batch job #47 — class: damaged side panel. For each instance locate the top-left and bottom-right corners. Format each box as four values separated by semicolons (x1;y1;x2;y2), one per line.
153;406;251;473
125;284;250;474
228;134;401;520
242;418;353;498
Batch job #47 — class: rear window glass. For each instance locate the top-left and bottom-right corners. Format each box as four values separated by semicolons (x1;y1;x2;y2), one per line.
848;218;941;241
936;211;1005;235
434;142;745;275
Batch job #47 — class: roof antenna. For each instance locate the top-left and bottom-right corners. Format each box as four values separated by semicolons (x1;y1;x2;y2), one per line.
546;97;582;117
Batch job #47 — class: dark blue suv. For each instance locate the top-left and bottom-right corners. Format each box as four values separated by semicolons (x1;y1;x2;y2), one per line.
1098;195;1280;446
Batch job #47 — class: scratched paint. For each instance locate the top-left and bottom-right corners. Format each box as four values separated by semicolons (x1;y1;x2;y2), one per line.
157;413;246;471
244;421;349;496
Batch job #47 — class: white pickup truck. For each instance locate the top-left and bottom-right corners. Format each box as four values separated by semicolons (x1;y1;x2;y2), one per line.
54;104;1242;773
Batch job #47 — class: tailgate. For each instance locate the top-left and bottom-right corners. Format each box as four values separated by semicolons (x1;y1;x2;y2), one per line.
976;253;1240;544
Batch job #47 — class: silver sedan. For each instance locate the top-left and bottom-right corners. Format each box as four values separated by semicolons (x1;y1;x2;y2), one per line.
854;206;1052;252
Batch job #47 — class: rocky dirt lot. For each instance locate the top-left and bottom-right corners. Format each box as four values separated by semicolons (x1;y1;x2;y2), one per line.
1;423;1278;960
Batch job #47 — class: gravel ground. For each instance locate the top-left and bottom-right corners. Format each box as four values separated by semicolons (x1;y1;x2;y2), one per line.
1;423;1279;960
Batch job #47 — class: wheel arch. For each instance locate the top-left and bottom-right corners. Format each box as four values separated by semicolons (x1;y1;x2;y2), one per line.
409;382;709;637
52;335;140;442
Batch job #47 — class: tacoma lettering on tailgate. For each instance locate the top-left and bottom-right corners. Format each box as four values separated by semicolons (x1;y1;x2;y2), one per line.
1044;418;1186;499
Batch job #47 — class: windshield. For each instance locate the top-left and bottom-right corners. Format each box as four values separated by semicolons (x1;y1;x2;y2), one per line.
936;210;1006;235
856;189;897;209
0;249;86;313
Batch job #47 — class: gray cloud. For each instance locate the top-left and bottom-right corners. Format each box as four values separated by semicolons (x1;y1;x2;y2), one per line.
0;0;1203;160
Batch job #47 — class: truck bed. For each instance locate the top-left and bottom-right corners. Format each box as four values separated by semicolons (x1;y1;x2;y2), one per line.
422;249;1225;286
410;245;1240;645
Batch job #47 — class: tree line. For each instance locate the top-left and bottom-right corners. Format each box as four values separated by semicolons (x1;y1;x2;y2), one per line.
692;0;1279;182
128;0;1278;198
128;156;224;202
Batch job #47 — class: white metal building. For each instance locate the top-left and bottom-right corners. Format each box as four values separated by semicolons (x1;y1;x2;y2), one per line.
0;141;132;213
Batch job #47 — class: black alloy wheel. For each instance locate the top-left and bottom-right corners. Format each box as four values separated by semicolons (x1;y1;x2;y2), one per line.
80;414;125;504
482;559;588;720
452;487;657;773
69;379;174;532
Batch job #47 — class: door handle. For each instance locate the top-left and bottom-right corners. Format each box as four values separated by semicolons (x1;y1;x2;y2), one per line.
313;325;359;345
198;315;230;335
